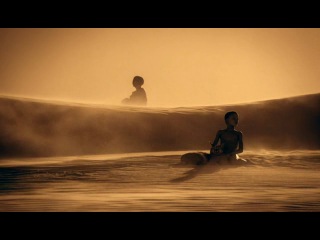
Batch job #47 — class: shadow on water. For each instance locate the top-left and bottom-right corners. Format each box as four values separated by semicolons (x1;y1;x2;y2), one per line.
170;164;219;183
169;162;246;183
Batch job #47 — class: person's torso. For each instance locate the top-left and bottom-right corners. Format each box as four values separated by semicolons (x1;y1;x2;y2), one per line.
130;88;147;105
220;130;239;153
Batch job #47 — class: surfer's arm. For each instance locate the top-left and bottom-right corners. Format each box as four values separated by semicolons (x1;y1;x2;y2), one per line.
229;132;243;155
211;130;221;147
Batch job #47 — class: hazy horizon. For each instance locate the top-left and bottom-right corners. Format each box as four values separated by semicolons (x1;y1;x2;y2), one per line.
1;28;320;107
0;91;319;108
1;92;319;158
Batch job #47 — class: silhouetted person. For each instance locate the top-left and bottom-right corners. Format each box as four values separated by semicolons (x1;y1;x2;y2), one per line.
210;111;243;163
122;76;147;106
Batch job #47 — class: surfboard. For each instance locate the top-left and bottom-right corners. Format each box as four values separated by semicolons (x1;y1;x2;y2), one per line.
180;152;211;165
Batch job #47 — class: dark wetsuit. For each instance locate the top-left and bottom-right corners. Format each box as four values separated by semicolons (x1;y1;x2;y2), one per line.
210;129;243;162
219;129;242;154
129;88;147;106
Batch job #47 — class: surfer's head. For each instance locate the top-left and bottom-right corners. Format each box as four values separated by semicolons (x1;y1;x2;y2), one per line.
225;111;239;126
132;76;144;89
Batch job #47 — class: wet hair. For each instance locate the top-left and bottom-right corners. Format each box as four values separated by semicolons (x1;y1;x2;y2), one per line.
132;76;144;87
224;111;238;122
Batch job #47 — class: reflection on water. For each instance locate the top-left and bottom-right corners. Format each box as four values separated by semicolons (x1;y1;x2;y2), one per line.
0;150;320;211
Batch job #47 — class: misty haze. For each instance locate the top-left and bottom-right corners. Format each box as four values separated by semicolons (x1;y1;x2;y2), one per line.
0;28;319;212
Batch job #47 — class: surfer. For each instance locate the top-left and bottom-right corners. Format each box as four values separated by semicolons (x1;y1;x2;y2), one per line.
180;111;245;165
122;76;147;106
209;111;243;164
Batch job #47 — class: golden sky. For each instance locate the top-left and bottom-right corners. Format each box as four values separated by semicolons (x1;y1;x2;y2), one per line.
0;28;319;107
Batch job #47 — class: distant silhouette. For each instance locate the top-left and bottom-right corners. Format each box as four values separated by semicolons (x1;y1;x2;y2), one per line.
122;76;147;106
181;111;248;165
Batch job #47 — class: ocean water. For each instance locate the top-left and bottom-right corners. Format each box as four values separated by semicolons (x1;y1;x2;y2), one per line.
1;94;319;211
1;150;319;211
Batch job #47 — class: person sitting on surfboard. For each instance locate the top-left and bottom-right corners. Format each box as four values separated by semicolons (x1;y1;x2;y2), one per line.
122;76;147;106
209;111;243;163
